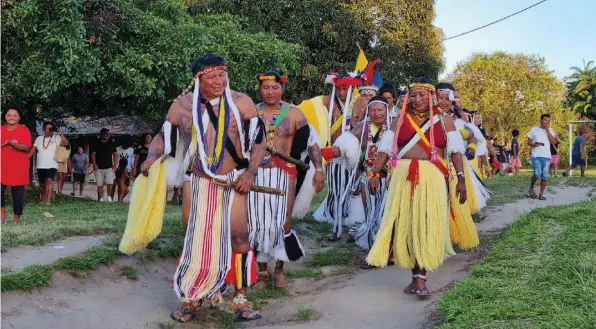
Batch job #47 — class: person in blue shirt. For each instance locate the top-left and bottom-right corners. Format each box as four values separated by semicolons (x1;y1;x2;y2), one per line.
562;128;588;177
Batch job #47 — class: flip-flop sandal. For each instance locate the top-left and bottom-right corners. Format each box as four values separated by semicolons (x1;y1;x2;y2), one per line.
170;310;195;323
359;261;377;270
403;282;417;295
415;286;431;297
529;191;538;199
234;307;262;323
539;196;547;201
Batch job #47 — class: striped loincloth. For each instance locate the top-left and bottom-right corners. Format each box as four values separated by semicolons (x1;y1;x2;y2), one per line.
349;174;388;250
248;167;289;262
313;160;352;235
173;171;239;301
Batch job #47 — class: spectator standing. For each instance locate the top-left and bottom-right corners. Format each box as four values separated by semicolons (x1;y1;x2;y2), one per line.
562;128;588;177
132;133;152;178
527;114;558;200
549;141;560;177
29;122;69;205
113;137;134;202
71;145;89;197
90;128;117;202
1;105;32;224
509;129;521;175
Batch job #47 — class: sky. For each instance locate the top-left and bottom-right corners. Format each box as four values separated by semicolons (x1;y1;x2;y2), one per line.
434;0;596;80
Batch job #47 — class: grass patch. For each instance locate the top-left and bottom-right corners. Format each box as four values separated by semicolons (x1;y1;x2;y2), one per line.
286;268;324;279
305;247;353;267
437;200;596;329
295;306;313;321
246;282;290;310
1;195;182;249
121;266;138;280
158;322;175;329
0;264;53;291
53;245;122;277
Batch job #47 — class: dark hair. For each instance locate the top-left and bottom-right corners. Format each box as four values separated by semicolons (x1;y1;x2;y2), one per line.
540;114;551;120
512;129;520;137
257;71;285;87
43;121;55;130
141;132;152;140
435;82;455;91
2;104;22;122
100;128;109;135
410;76;434;86
77;145;84;150
379;83;396;98
191;53;227;75
121;136;133;148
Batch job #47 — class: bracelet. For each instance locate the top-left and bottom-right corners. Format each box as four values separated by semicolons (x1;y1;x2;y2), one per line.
368;171;381;179
315;168;325;174
467;143;477;151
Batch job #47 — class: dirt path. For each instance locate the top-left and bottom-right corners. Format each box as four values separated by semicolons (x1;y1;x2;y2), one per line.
1;186;593;329
1;236;105;273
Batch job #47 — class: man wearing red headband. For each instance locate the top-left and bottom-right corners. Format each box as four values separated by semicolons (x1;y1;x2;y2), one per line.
141;53;266;323
249;71;324;290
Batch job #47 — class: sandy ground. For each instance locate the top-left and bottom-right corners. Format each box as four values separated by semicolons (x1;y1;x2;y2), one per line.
1;185;593;329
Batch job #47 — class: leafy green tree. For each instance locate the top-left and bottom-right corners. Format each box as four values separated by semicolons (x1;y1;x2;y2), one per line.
186;0;445;102
565;60;596;119
450;52;576;163
1;0;301;126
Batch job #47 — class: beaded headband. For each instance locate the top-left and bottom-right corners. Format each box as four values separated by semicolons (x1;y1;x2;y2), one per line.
437;89;455;101
408;82;436;91
195;65;228;78
257;73;288;84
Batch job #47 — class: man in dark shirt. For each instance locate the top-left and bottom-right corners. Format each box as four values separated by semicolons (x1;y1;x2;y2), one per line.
492;138;507;176
90;128;118;202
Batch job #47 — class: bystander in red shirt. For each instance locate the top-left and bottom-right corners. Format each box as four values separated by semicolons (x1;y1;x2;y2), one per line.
1;124;32;186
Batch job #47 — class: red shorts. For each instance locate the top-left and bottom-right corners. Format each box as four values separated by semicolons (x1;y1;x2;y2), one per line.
492;161;501;170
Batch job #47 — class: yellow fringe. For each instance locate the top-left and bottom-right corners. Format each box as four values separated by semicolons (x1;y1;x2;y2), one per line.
367;159;451;271
119;161;167;255
448;167;479;250
464;160;481;213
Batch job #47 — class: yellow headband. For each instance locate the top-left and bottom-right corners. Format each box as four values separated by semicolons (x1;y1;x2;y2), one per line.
408;82;436;91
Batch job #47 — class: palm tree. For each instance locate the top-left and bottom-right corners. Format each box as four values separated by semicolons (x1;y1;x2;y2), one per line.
565;60;596;119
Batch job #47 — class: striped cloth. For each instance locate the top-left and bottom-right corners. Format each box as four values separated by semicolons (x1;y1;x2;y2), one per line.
313;160;352;234
349;175;388;250
248;167;289;262
173;171;238;301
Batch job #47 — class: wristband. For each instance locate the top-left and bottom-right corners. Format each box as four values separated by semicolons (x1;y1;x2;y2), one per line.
458;128;470;140
315;168;325;174
467;143;477;151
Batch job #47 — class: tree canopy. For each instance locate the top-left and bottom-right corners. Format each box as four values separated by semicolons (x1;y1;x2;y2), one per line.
1;0;301;124
565;60;596;120
450;52;576;162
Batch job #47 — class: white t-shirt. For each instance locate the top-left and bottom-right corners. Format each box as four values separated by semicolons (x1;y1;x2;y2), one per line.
116;146;135;172
34;135;62;169
527;126;556;159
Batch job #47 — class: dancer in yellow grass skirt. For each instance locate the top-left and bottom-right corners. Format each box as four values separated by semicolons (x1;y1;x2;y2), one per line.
366;77;468;297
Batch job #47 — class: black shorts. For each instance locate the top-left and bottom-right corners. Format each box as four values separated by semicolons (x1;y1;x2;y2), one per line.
73;173;86;184
38;168;57;181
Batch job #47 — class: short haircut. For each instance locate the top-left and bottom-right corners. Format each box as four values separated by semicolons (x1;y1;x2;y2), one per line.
512;129;520;137
43;121;55;130
540;114;551;120
191;53;227;75
2;104;22;122
435;82;455;91
379;83;396;98
100;128;109;135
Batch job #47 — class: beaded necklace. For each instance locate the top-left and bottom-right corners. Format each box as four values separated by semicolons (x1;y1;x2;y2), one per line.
365;122;387;167
257;102;283;164
42;136;53;150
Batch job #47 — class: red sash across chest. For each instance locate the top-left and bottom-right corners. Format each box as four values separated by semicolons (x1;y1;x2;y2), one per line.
396;115;447;149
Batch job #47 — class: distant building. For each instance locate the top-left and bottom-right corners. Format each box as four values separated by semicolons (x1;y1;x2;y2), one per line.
32;116;160;183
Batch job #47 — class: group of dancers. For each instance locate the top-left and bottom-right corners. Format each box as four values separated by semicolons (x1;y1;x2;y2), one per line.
138;53;493;323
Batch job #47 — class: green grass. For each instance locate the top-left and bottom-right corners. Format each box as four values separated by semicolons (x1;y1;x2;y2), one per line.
120;266;138;280
437;200;596;329
295;306;313;321
305;247;354;267
246;282;290;310
482;173;596;207
0;264;53;292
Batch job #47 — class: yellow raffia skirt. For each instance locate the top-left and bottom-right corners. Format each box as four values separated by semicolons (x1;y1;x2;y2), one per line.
119;160;167;255
464;159;481;213
448;166;479;250
366;159;454;271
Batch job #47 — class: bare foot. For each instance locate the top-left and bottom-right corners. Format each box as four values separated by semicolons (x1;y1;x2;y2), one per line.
273;267;288;289
253;271;270;290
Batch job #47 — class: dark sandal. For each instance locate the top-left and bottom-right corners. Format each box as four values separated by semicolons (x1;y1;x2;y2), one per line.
403;282;417;295
529;190;538;199
539;196;547;201
415;285;431;297
170;310;195;323
234;307;262;323
359;261;377;270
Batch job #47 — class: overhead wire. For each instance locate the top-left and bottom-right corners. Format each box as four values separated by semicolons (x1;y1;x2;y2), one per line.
443;0;548;41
